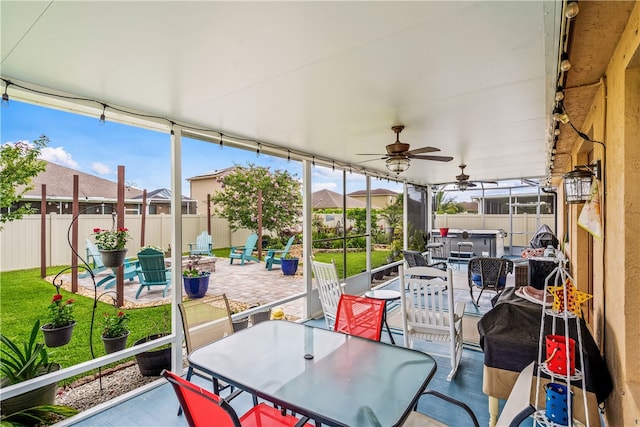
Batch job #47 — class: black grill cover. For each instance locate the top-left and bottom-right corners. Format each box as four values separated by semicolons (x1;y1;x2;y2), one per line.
529;224;559;249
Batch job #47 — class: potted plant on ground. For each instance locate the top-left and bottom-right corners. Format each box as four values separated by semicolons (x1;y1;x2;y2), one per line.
183;255;211;299
249;302;271;325
92;226;131;267
101;309;130;354
280;253;299;276
134;309;172;376
1;320;61;416
41;293;75;348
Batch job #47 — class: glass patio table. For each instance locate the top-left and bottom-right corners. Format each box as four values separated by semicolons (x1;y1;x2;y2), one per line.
188;320;437;427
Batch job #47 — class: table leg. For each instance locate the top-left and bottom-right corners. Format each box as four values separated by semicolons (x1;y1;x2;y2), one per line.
488;395;499;427
382;302;395;345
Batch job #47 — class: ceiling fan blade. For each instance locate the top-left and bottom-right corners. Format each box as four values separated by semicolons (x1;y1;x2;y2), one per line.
409;155;454;162
405;146;440;155
475;180;498;185
356;156;389;164
467;182;478;188
356;153;388;156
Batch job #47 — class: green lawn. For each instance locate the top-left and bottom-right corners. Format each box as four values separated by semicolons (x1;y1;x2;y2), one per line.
0;267;170;384
1;249;392;382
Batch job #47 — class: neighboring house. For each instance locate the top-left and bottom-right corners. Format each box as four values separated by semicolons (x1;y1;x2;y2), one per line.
312;189;365;209
459;201;478;214
186;166;236;215
347;188;398;209
6;161;194;215
130;188;197;215
472;193;555;215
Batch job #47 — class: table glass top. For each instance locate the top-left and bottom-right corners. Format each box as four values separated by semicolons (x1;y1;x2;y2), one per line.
189;320;436;426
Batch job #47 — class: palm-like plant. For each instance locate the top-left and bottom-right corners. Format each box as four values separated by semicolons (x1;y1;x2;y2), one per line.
0;320;54;384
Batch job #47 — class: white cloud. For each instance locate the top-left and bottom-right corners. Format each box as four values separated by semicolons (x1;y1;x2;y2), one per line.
92;162;113;175
312;182;337;192
40;146;80;169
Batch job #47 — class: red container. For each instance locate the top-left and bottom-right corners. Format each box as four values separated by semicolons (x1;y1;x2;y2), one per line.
545;335;576;375
439;227;449;237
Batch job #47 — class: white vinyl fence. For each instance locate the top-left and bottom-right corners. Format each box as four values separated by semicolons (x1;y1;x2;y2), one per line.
0;214;253;272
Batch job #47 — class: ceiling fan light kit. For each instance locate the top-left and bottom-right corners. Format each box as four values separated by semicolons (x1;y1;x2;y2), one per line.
357;124;453;173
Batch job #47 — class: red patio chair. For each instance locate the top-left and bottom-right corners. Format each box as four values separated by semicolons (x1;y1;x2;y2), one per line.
162;370;311;427
334;294;386;341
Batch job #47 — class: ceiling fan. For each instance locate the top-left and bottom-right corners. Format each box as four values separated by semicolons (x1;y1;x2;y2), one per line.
453;164;497;191
357;125;453;173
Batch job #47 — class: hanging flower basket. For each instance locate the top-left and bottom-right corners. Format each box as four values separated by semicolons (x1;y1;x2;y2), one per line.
41;321;76;348
99;249;128;268
102;331;129;354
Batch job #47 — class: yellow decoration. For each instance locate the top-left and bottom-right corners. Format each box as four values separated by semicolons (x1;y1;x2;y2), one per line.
271;307;285;320
547;278;593;316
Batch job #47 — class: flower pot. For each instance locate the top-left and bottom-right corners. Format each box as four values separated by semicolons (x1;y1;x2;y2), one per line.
99;249;128;267
0;363;60;416
281;258;299;276
439;227;449;237
41;321;75;348
373;270;385;280
232;318;249;332
102;331;130;354
134;334;172;376
250;309;271;325
183;273;210;299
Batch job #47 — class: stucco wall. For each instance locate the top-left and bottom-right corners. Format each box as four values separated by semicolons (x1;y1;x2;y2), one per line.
563;3;640;424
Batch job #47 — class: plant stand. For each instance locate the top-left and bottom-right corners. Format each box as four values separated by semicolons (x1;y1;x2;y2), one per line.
183;274;210;299
41;321;76;348
102;332;129;354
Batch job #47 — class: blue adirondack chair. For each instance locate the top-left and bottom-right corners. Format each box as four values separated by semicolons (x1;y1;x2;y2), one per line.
81;239;106;277
135;247;172;298
95;258;140;290
264;236;295;271
189;231;213;256
229;233;259;265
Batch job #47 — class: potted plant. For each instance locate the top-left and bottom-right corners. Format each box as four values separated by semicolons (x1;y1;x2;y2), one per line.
1;320;61;415
134;310;171;376
41;293;75;347
249;302;271;325
92;226;131;267
182;255;211;299
230;306;249;332
101;310;130;354
280;253;299;276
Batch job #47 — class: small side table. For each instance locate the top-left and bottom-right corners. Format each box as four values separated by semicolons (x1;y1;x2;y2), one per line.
364;289;401;345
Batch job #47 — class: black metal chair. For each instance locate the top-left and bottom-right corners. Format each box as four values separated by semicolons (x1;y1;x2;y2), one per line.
467;256;514;305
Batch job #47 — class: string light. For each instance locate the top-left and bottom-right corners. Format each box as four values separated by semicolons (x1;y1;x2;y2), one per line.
312;156;315;167
287;150;291;163
1;81;10;107
256;143;261;157
219;133;224;149
332;160;335;171
99;103;107;125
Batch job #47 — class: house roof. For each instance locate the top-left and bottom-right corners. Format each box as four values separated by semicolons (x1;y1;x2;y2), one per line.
130;188;195;202
22;161;144;201
312;189;366;209
347;188;398;197
186;166;236;182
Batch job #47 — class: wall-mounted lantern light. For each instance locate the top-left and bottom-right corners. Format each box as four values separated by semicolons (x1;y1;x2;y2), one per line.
563;159;601;204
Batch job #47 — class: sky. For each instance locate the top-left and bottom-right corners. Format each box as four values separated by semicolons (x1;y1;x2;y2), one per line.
1;100;403;197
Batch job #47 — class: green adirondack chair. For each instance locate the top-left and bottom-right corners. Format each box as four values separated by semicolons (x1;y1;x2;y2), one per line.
135;247;172;298
264;236;295;271
189;231;212;256
228;233;259;265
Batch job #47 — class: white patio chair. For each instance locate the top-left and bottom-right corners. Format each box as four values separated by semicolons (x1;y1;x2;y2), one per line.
310;257;344;330
400;265;464;381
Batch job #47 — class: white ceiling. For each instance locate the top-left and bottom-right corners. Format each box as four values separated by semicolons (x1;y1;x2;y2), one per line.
1;1;560;186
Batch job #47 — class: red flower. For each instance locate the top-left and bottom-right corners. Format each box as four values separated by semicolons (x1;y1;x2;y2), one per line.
117;311;125;317
118;227;128;232
66;299;75;305
52;294;63;302
93;227;101;233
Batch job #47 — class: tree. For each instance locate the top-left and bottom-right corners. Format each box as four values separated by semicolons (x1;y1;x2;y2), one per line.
434;190;463;214
210;164;301;235
0;136;48;228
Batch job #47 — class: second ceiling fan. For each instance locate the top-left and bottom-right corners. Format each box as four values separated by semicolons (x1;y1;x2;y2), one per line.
357;125;453;173
451;164;497;191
